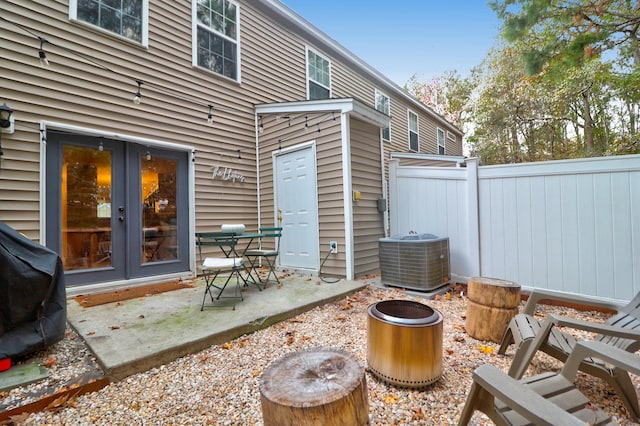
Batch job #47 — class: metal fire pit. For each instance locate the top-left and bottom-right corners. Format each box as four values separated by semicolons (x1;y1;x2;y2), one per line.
367;300;443;388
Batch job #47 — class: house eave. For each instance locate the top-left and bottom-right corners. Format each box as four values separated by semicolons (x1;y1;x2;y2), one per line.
255;98;389;128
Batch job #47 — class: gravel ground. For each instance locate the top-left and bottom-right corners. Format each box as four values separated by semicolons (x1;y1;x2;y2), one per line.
3;282;640;425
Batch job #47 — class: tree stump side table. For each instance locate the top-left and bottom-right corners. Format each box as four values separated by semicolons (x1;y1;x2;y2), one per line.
259;347;369;426
465;277;521;343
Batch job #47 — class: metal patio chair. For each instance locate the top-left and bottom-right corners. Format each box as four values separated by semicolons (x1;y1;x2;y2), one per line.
459;340;638;425
196;232;245;311
244;226;282;286
498;288;640;421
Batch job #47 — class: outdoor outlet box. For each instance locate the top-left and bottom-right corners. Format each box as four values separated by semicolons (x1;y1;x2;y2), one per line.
329;241;338;254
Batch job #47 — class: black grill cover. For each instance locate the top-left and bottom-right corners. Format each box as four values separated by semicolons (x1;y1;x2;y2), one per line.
0;221;67;359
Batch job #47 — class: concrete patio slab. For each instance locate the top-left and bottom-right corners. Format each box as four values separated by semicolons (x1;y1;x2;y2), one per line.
67;274;368;380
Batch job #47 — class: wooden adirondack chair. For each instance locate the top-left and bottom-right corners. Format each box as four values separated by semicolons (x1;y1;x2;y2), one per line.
459;340;640;425
498;289;640;420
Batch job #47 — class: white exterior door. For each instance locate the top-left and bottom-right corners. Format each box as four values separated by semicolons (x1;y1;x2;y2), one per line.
275;143;319;270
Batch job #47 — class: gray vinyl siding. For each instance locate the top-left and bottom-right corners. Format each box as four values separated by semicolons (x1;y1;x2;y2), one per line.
395;158;460;167
350;118;385;277
2;0;463;267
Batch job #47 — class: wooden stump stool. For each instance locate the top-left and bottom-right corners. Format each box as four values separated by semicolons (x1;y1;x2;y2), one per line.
465;277;521;343
259;347;369;426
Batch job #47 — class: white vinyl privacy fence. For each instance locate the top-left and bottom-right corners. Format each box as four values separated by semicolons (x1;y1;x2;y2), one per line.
388;155;640;301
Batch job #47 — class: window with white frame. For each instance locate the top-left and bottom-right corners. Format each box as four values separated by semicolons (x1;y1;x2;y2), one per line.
375;89;391;141
307;48;331;100
408;110;419;151
437;128;446;155
195;0;239;80
70;0;148;45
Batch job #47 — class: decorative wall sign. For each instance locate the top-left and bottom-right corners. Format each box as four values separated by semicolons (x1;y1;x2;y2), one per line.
212;165;245;183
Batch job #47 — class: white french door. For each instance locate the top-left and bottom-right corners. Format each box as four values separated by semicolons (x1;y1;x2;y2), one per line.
45;132;190;286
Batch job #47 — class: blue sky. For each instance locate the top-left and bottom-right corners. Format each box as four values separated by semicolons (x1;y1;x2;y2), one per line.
280;1;502;86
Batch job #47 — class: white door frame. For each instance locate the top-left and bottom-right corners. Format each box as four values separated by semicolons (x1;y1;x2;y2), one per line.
273;141;320;272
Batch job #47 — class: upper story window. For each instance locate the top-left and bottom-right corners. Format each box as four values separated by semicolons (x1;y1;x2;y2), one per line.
375;89;390;142
194;0;240;81
307;48;331;100
447;132;458;154
438;128;446;155
408;110;419;151
70;0;148;45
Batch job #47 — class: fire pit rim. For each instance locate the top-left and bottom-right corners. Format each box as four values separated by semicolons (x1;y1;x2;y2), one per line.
367;299;442;327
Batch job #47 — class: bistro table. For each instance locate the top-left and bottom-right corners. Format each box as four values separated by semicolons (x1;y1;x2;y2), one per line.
214;230;264;290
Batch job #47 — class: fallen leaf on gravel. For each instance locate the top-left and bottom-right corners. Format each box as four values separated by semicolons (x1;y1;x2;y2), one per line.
87;331;95;336
197;354;211;363
8;413;30;423
478;345;495;355
43;356;57;368
222;342;233;350
334;315;346;321
46;393;70;411
411;407;425;420
341;302;352;310
384;394;400;404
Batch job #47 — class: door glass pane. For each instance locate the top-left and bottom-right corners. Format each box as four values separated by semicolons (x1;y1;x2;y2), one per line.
62;145;112;270
142;155;178;263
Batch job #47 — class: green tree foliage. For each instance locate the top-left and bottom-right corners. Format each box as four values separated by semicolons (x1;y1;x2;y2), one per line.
490;0;640;73
467;0;640;163
405;1;639;164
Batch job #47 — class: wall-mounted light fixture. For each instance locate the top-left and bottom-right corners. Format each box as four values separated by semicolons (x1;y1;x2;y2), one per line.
0;103;14;134
38;36;50;67
133;80;143;104
207;104;214;124
0;103;14;158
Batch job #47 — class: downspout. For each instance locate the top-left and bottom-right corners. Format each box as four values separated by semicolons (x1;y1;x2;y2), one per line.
254;112;262;233
341;111;354;280
39;121;47;244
